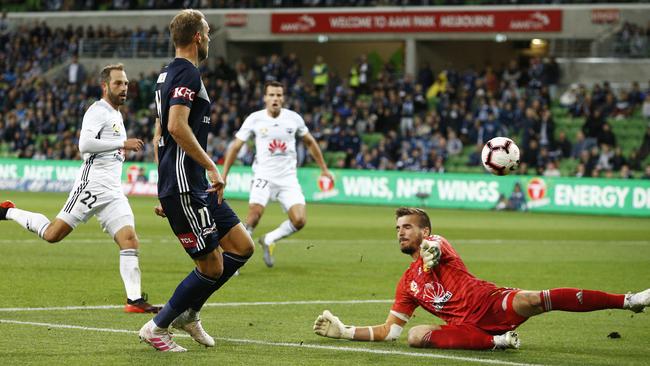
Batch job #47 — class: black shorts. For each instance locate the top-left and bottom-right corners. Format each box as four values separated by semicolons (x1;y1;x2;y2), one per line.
160;192;240;259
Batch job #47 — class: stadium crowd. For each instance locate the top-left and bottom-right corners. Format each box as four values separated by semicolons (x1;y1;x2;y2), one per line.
10;0;641;11
1;21;650;179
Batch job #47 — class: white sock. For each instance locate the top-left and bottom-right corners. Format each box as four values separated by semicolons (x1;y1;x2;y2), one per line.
6;208;51;239
263;220;298;245
119;249;142;301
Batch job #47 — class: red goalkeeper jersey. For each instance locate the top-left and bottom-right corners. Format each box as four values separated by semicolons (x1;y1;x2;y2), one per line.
391;235;501;325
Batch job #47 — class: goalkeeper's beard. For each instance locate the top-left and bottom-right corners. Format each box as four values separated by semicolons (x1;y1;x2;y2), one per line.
399;239;417;255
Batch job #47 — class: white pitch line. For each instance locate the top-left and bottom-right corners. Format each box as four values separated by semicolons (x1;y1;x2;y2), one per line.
0;299;393;312
0;319;542;366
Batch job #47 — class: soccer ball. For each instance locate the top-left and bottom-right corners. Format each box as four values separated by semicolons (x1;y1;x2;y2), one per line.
481;137;520;176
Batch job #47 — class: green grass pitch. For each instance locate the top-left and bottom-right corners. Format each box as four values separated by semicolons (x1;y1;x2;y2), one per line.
0;191;649;365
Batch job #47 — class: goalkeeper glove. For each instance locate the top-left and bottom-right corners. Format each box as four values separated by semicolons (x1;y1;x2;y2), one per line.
420;236;441;271
313;310;355;340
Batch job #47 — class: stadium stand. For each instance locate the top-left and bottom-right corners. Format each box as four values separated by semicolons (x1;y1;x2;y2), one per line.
6;1;649;12
1;21;649;177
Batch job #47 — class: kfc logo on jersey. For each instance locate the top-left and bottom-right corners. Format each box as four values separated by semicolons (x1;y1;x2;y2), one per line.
268;139;288;154
177;232;198;249
172;86;195;101
422;282;453;311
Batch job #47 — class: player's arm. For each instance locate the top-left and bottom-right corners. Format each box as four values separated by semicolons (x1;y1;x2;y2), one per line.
153;117;162;164
221;138;246;181
78;113;143;153
152;118;166;218
302;132;333;180
168;104;224;201
314;310;408;342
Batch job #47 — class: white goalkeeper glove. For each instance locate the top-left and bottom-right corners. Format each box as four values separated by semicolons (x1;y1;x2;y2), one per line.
313;310;355;340
420;236;442;271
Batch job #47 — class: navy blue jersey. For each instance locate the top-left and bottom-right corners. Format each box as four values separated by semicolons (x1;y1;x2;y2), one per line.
155;58;211;198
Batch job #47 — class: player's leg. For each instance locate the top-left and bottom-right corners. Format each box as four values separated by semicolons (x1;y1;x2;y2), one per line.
244;203;265;237
141;194;221;351
511;288;645;317
259;181;306;267
1;200;73;243
96;193;159;313
113;226;161;313
186;195;254;310
246;177;272;237
262;203;304;244
408;324;519;350
171;195;253;347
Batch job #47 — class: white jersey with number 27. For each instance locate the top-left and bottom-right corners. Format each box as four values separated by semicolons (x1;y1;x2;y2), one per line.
235;108;308;180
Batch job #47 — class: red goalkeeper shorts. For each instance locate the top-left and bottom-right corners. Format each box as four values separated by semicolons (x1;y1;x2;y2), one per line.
473;288;529;335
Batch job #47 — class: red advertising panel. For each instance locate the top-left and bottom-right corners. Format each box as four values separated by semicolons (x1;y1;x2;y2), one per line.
272;10;562;34
591;9;619;24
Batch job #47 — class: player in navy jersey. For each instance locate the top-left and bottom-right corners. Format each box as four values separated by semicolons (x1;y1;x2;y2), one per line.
138;9;254;352
313;207;650;350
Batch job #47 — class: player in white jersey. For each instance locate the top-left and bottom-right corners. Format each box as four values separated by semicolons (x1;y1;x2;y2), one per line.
0;64;160;313
222;81;333;268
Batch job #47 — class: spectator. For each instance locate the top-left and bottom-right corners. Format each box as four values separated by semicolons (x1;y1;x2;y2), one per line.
619;164;633;179
643;94;650;119
312;55;328;93
543;161;561;177
507;182;527;211
554;130;572;159
638;126;650;161
597;122;617;148
62;54;86;85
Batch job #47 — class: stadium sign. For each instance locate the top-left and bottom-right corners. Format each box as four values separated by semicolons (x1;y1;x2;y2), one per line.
271;10;562;34
1;159;649;217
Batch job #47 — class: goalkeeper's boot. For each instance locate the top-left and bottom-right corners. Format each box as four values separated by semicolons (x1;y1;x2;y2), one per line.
0;201;16;220
259;235;275;268
171;309;215;347
139;319;187;352
624;288;650;313
493;331;520;350
125;293;162;313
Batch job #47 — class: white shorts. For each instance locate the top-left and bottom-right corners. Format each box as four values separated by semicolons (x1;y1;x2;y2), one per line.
57;180;135;238
249;176;305;212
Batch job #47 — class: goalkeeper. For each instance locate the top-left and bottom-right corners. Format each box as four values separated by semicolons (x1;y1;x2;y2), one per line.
313;207;650;350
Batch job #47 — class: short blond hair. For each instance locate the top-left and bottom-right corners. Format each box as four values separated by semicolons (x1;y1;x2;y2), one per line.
170;9;206;47
100;63;125;84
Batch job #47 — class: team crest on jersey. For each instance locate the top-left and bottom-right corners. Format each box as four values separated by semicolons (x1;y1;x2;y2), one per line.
112;122;121;135
260;127;269;137
201;223;218;237
268;139;287;155
286;128;294;135
422;282;453;311
410;280;420;296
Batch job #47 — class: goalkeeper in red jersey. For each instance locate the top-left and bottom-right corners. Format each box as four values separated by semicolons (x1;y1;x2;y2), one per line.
313;207;650;350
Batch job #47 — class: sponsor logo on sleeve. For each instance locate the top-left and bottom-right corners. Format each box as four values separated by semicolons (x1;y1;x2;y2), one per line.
172;87;196;101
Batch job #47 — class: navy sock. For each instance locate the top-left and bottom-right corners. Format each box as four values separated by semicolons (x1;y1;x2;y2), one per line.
154;268;217;328
191;252;250;312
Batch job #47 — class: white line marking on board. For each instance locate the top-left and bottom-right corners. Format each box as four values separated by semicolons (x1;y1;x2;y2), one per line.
0;319;542;366
0;299;393;312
